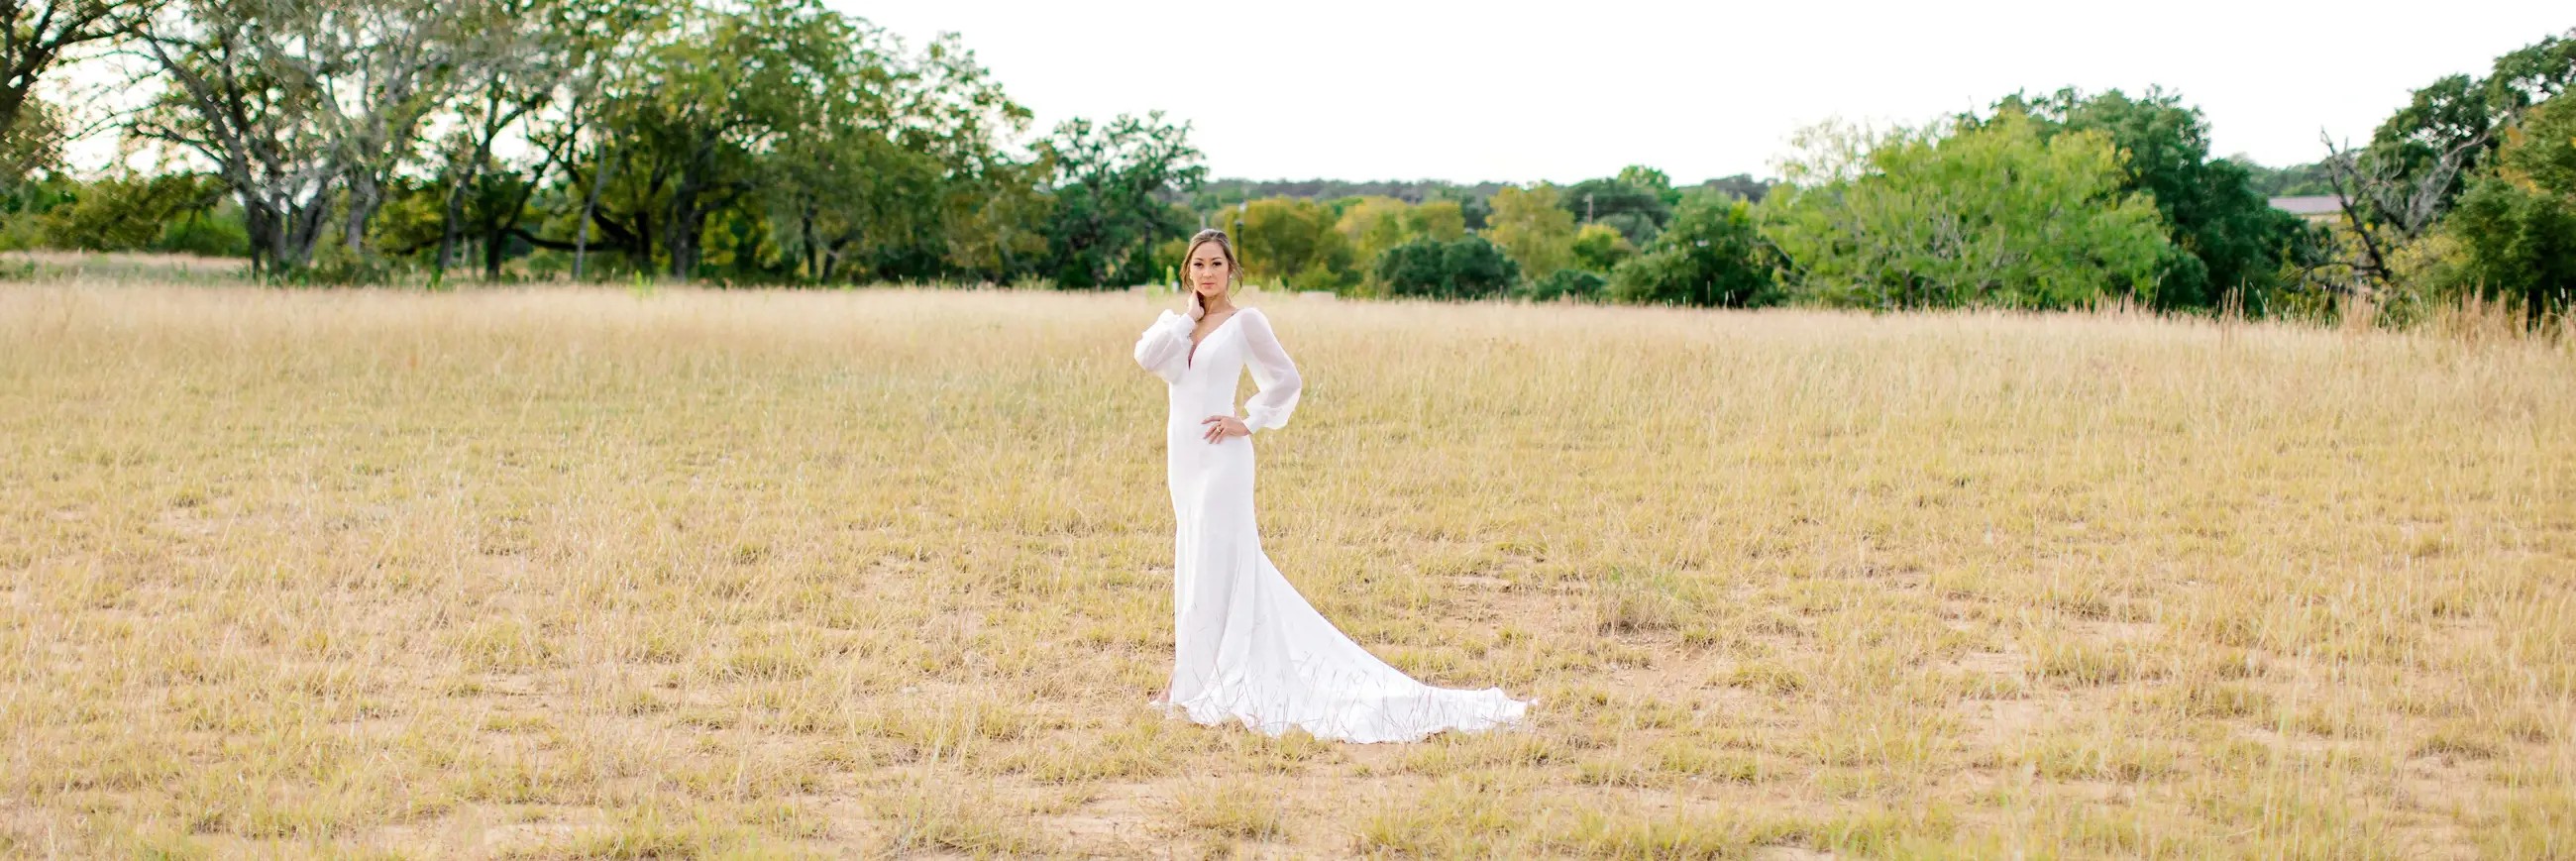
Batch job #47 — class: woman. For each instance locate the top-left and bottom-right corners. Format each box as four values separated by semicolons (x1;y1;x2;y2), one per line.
1131;228;1531;743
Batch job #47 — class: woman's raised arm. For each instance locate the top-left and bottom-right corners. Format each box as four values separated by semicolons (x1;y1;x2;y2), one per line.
1134;309;1195;384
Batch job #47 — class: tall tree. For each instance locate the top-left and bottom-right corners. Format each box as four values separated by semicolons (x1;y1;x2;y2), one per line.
1375;235;1517;300
1608;191;1772;307
937;158;1050;282
0;1;146;145
1236;195;1348;288
774;29;1029;283
0;90;62;183
1568;222;1635;274
1410;199;1466;241
427;0;616;280
1482;183;1575;282
536;0;861;279
1616;164;1681;205
1995;86;2315;310
133;0;333;272
136;0;477;271
1334;195;1413;267
1559;173;1668;245
2445;93;2576;325
1037;110;1204;288
2361;31;2573;223
1764;109;2171;309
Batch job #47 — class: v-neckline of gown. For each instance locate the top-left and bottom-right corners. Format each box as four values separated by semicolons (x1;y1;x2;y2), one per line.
1187;309;1245;370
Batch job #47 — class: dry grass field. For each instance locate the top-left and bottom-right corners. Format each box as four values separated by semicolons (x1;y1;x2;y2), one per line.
2;269;2571;858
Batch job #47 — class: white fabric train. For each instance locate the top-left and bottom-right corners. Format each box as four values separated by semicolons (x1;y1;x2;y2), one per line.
1132;305;1532;743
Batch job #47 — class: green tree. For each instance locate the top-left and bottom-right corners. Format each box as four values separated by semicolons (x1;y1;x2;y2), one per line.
1410;199;1466;241
1375;235;1518;300
1334;195;1413;267
1763;109;2171;309
1608;192;1773;307
1337;195;1468;289
1450;191;1490;231
39;173;230;252
2315;31;2573;296
137;0;483;272
1237;195;1350;289
937;158;1052;282
1995;86;2316;310
428;0;673;281
1568;222;1634;273
2236;158;2337;196
1037;110;1205;287
2357;32;2573;224
1562;170;1670;244
0;2;147;152
0;94;63;186
772;28;1028;283
655;0;860;278
1482;183;1574;283
1616;164;1681;205
2445;94;2576;325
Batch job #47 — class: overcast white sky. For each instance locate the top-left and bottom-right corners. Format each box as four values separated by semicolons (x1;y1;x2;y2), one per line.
834;0;2568;184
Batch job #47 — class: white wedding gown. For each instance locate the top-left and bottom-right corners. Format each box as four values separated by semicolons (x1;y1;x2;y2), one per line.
1132;305;1531;743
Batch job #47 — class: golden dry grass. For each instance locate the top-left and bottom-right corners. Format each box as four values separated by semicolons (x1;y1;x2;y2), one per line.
1;275;2571;858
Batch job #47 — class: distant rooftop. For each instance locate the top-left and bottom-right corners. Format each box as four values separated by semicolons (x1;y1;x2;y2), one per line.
2270;195;2347;216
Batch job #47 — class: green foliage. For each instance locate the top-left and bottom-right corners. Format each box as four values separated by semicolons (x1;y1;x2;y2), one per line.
599;0;893;279
1763;110;2171;309
2363;33;2575;219
1994;87;2316;309
1455;192;1491;231
1615;164;1681;205
1335;196;1466;272
2502;95;2576;193
1412;200;1467;241
1568;223;1636;273
371;179;449;259
2238;159;2337;197
1521;268;1605;302
1334;196;1413;267
1483;183;1576;280
0;95;65;188
159;211;252;258
1039;111;1205;288
936;160;1054;282
39;174;239;255
1607;192;1774;307
2304;30;2576;325
1190;178;1511;212
1234;196;1351;289
762;23;1030;284
1561;171;1670;245
1375;235;1518;300
45;0;2552;328
2445;95;2576;323
1698;173;1774;203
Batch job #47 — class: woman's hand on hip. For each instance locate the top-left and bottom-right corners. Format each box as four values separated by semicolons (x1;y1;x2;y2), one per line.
1201;415;1248;443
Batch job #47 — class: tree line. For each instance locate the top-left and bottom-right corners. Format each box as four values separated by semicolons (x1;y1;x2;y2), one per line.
1221;26;2568;328
0;2;2564;324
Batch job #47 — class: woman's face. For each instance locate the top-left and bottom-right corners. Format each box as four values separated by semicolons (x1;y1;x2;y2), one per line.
1188;242;1232;300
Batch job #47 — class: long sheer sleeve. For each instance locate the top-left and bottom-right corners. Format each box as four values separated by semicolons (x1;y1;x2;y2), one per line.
1133;309;1194;384
1236;308;1302;434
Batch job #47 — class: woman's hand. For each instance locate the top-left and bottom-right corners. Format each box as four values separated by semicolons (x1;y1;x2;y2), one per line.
1183;289;1206;321
1201;414;1248;443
